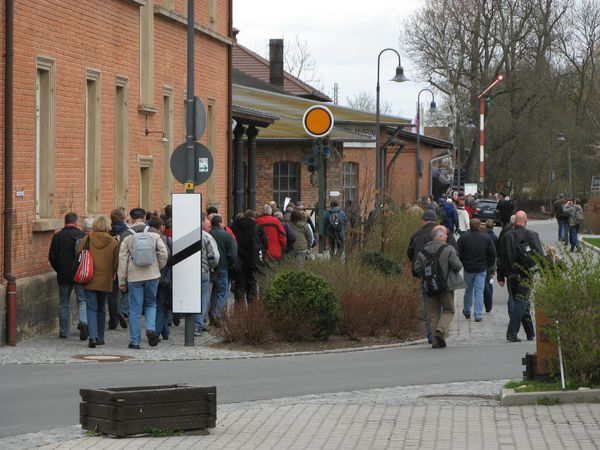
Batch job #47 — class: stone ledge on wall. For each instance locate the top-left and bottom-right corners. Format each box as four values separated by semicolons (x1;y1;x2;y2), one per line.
15;273;59;342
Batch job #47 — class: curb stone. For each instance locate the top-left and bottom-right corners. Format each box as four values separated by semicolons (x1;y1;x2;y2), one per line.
500;387;600;406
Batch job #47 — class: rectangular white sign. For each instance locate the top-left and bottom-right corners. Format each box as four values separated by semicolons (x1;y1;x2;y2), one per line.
172;193;202;314
464;183;478;196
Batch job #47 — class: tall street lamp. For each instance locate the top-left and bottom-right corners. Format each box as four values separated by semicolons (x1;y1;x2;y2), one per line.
415;88;437;200
375;48;408;209
556;132;573;198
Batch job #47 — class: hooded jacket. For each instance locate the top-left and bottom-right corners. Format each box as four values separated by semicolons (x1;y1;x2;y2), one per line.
231;217;268;267
414;239;466;293
80;232;119;292
48;225;86;284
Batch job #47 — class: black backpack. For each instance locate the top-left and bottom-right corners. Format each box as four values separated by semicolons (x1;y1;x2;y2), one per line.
515;232;537;273
420;244;449;296
328;212;341;234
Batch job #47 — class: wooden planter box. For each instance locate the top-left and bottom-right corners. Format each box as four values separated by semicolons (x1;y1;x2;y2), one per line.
80;384;216;437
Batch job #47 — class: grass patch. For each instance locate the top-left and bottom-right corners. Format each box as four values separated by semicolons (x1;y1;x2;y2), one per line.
582;237;600;248
84;430;100;437
145;428;184;437
504;379;599;393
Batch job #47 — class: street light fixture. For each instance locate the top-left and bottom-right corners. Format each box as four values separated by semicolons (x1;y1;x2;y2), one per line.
375;48;408;210
556;132;573;198
415;88;437;200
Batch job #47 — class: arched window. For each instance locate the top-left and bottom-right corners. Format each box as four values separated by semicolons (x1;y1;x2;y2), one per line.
273;161;300;208
343;162;358;203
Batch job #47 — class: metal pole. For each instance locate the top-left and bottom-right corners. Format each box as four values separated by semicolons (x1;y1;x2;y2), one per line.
184;0;195;347
416;104;421;201
375;68;381;210
317;138;326;252
556;320;566;390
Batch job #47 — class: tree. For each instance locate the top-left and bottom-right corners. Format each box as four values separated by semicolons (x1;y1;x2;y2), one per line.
345;91;391;114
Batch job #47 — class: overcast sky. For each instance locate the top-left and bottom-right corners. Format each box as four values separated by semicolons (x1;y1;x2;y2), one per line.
233;0;429;120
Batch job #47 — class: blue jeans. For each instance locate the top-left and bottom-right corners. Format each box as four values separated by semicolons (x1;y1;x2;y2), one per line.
421;285;434;343
84;290;107;341
58;283;86;337
210;269;229;319
506;277;535;339
569;225;579;251
463;271;486;320
558;218;568;242
127;278;159;346
195;271;211;330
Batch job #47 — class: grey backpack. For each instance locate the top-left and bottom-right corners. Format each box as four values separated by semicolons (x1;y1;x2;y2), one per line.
128;226;156;267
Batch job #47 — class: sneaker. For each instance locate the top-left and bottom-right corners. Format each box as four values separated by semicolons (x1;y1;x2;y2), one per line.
173;315;181;326
96;339;105;345
475;318;482;322
88;338;97;348
527;335;535;341
117;312;128;329
433;331;446;348
463;311;471;320
194;328;203;337
77;322;88;341
128;343;140;349
59;334;68;339
146;330;160;347
507;335;522;342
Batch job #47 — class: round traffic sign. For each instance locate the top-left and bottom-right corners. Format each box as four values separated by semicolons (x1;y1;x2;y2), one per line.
170;142;214;186
303;105;334;138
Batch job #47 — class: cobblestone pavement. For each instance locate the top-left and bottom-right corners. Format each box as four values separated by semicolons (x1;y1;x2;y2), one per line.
2;380;599;449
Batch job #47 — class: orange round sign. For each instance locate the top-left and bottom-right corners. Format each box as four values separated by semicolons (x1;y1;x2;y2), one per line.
303;105;334;138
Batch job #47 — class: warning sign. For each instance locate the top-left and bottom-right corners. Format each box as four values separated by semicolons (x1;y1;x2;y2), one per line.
303;105;334;138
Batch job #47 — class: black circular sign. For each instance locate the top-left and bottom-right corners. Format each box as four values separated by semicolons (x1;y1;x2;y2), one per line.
170;142;214;186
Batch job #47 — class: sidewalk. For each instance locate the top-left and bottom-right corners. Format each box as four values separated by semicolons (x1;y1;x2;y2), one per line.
2;380;598;449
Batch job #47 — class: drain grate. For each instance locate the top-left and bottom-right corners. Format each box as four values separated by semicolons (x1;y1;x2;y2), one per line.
72;354;133;362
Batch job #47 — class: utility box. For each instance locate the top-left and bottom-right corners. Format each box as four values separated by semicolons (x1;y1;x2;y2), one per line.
80;384;216;437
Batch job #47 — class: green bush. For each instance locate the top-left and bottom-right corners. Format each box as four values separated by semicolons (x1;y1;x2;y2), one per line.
533;248;600;386
263;269;341;340
359;251;403;276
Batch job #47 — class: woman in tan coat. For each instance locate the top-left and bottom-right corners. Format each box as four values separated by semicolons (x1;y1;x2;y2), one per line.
80;216;119;347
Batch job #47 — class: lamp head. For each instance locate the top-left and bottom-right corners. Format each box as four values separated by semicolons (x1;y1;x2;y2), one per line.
429;100;438;113
161;135;169;143
466;117;477;129
556;132;566;142
390;66;408;82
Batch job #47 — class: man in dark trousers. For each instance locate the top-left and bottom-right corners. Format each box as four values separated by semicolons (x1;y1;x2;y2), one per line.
414;225;466;348
496;194;515;227
209;214;238;323
48;212;88;340
407;210;457;344
497;211;544;342
457;219;497;322
324;200;347;257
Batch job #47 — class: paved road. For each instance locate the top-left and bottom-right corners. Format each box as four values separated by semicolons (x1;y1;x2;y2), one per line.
0;219;561;441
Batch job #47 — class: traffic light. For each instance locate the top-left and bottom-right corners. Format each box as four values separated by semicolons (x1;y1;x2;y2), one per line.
307;156;316;173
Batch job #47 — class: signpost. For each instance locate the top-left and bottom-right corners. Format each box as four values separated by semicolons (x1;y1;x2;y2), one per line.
303;106;334;252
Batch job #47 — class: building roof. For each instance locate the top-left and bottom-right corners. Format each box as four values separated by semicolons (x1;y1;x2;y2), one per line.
233;84;411;142
232;43;332;102
391;128;454;148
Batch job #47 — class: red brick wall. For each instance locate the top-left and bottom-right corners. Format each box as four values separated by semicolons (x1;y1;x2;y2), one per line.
4;0;231;280
0;0;5;278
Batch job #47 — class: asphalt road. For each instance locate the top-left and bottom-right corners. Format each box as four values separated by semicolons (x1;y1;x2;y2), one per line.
0;219;556;438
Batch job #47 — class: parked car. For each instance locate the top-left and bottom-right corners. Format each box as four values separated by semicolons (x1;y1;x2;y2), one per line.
473;199;501;226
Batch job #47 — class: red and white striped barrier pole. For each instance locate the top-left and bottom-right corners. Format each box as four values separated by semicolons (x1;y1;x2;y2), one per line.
477;74;504;195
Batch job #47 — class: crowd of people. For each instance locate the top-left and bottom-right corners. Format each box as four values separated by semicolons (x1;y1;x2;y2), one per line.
48;199;348;347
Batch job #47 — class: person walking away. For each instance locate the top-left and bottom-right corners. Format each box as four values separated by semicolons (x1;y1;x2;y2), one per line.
497;211;544;342
209;214;237;325
552;194;568;242
231;210;267;305
195;213;220;335
48;212;88;340
256;204;287;261
324;200;347;257
117;208;168;349
78;216;119;348
483;219;498;313
407;210;457;344
274;210;295;254
456;201;470;236
414;225;466;348
443;198;459;236
148;216;172;340
108;208;130;329
496;194;515;227
562;199;583;252
288;209;313;261
457;219;497;322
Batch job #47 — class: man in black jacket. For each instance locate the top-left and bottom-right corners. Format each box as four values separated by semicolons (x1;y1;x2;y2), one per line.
497;211;544;342
48;212;87;340
209;214;238;323
457;219;497;322
407;210;457;343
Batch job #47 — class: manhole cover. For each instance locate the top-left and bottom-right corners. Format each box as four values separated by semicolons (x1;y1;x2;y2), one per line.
72;354;133;362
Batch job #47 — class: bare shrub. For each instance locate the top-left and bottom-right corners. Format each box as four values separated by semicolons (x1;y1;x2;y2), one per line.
268;302;316;342
215;301;271;345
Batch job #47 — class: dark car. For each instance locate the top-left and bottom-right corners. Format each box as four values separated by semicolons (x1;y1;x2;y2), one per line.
473;199;501;226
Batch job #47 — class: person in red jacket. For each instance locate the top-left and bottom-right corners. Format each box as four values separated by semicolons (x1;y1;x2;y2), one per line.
256;204;287;261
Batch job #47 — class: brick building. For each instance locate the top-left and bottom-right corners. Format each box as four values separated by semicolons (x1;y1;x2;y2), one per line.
0;0;233;343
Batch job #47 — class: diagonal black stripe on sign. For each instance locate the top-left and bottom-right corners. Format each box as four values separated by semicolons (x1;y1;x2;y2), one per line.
171;239;203;266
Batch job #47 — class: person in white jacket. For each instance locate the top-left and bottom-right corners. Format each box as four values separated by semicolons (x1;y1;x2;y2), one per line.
456;201;470;236
118;208;168;349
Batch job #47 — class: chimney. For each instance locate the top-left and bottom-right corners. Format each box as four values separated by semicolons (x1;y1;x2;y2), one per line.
269;38;284;88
